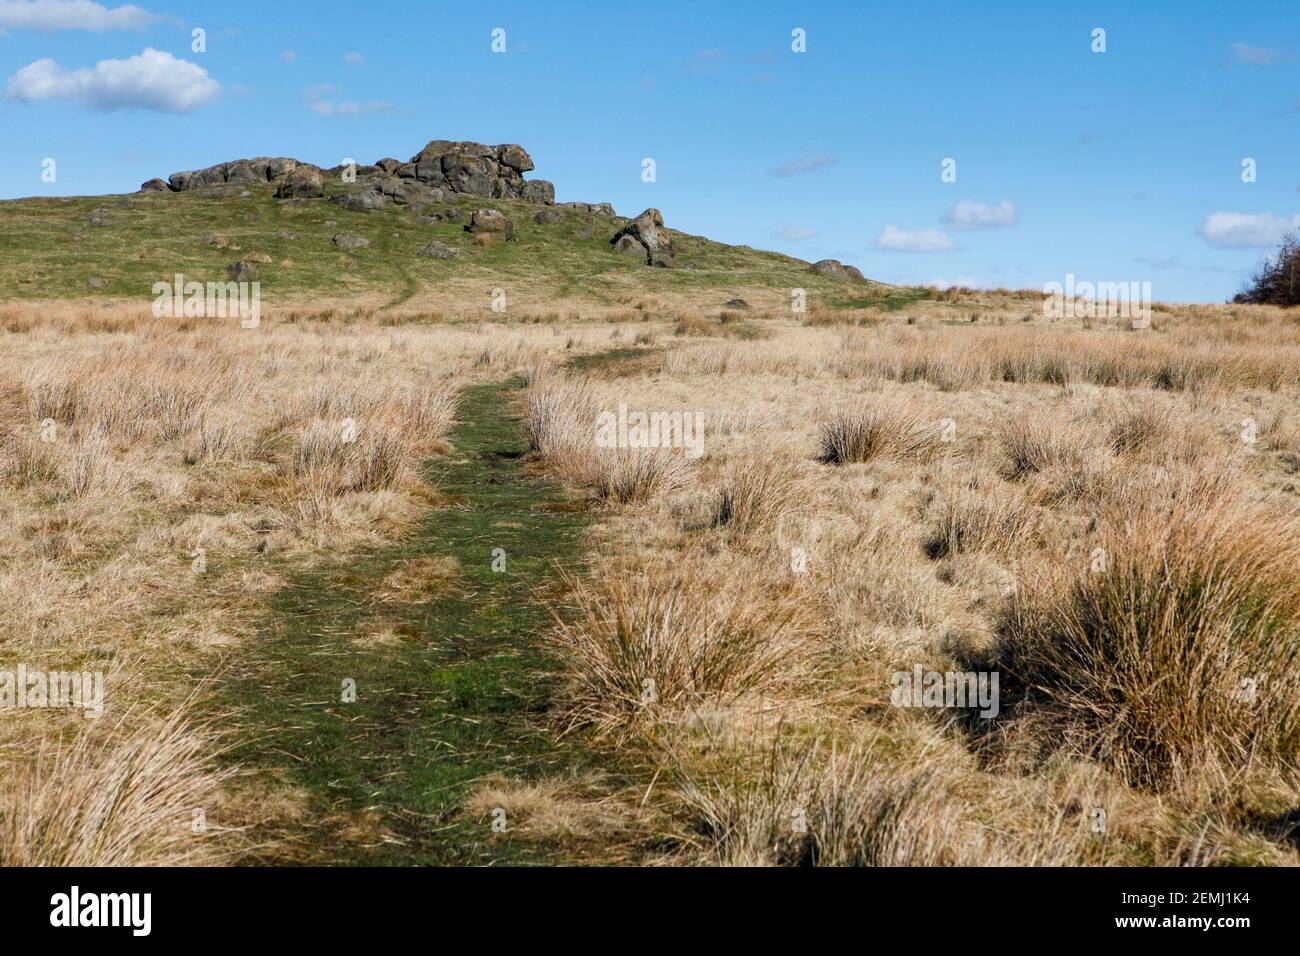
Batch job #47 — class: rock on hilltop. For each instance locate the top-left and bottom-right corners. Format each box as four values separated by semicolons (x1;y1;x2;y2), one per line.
153;139;559;203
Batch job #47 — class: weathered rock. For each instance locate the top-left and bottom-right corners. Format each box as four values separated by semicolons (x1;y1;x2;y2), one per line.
610;208;674;265
416;241;461;260
333;234;370;249
613;234;644;256
521;179;555;204
375;157;401;174
275;166;324;199
226;261;261;282
465;208;513;241
404;140;546;200
650;252;679;269
558;201;615;216
810;259;866;281
532;209;562;225
139;178;170;193
331;189;389;213
169;157;303;191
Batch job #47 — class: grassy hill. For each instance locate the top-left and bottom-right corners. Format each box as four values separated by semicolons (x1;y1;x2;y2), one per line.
0;182;886;314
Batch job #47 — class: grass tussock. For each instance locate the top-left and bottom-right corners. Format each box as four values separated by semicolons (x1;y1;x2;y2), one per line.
994;496;1300;793
676;735;991;866
818;401;948;465
0;708;231;866
709;456;804;536
544;565;811;738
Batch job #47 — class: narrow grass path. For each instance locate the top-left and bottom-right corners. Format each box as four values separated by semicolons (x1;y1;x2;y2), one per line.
222;379;614;865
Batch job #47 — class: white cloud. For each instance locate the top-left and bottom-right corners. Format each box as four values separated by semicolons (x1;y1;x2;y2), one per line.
927;276;996;291
768;154;836;177
302;83;393;117
342;51;364;65
872;225;957;254
1229;42;1293;65
279;50;297;62
1196;211;1300;248
0;0;155;31
942;199;1018;231
5;48;220;112
772;225;819;241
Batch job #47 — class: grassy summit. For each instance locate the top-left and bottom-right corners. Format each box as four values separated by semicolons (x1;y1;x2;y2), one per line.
0;182;880;312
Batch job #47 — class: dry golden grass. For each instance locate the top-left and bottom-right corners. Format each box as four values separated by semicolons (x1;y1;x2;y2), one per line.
5;291;1300;867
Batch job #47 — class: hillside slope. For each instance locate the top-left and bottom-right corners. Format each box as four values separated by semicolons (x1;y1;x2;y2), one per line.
0;182;877;314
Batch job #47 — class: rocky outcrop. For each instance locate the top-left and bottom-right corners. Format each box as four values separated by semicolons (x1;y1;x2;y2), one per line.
810;259;866;281
399;140;539;200
169;157;304;192
610;208;675;267
138;178;169;193
558;201;614;216
157;138;577;206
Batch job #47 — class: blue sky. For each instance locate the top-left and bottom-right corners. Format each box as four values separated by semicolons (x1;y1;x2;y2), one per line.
2;0;1298;302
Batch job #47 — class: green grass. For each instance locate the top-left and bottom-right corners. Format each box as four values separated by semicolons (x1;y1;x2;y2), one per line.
0;182;864;306
217;380;624;865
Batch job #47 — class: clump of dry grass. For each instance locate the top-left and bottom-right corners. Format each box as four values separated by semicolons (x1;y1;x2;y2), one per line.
709;456;804;535
997;415;1097;480
924;489;1042;560
1106;405;1173;456
544;564;811;737
994;495;1300;793
0;708;231;866
526;375;692;504
817;401;946;465
0;425;59;486
676;733;991;866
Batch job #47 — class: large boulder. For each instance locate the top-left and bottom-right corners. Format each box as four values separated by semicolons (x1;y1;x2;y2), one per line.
404;140;544;199
333;234;370;249
331;189;389;213
610;208;674;265
465;208;513;241
138;178;170;193
810;259;866;281
274;167;324;199
521;179;555;204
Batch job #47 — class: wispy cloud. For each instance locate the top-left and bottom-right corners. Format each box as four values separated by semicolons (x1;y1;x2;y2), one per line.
771;225;819;241
1197;211;1300;248
303;83;393;117
768;154;836;178
942;199;1018;231
279;50;297;62
1228;42;1294;66
872;225;957;253
5;47;219;112
0;0;156;32
1132;256;1187;271
342;51;365;66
